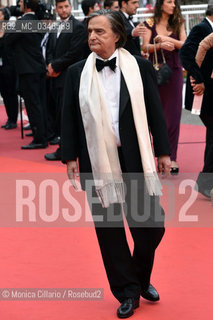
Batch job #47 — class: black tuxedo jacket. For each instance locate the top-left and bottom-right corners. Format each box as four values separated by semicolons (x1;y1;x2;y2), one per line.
120;11;141;56
61;55;170;188
81;18;91;59
0;34;16;74
179;18;213;127
5;14;46;75
46;15;86;88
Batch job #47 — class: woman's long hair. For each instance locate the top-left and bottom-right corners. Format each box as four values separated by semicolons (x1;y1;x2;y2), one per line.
154;0;184;37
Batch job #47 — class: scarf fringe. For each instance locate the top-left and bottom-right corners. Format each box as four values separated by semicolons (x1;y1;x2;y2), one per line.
96;181;125;208
144;173;162;196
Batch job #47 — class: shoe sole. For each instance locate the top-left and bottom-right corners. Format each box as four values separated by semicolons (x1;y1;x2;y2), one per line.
117;310;134;319
5;126;17;130
44;156;61;161
21;145;48;150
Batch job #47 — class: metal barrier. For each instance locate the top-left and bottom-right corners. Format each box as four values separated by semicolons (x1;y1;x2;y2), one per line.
72;4;208;34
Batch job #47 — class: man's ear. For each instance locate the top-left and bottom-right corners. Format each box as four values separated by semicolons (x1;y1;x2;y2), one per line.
88;6;93;15
121;0;127;10
115;33;120;45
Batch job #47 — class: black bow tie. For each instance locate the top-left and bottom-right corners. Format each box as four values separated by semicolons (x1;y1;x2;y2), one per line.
128;16;133;20
96;57;116;72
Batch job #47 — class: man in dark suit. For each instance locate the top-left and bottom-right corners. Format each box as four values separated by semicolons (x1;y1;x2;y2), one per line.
5;0;48;149
61;10;171;319
0;7;18;130
44;0;86;160
118;0;145;56
179;4;213;199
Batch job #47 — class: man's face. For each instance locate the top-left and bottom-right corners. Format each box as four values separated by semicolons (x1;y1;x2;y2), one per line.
88;16;120;59
122;0;139;16
56;0;72;20
110;1;119;11
93;3;100;12
0;11;4;21
88;2;99;15
19;0;24;13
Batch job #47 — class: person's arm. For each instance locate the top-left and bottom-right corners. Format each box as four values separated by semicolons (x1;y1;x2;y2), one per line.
67;161;79;190
179;24;206;83
155;23;186;50
132;22;147;38
190;76;205;95
195;33;213;67
61;65;80;163
142;28;175;53
157;155;171;176
47;63;61;77
46;32;55;66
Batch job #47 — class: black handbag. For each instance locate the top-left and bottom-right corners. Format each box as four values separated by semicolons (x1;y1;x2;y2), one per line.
153;39;173;86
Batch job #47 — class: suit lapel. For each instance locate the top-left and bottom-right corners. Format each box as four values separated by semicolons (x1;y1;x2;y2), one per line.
119;73;130;119
204;18;213;32
55;16;73;48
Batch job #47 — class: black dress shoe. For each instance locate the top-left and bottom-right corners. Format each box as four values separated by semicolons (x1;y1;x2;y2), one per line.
25;132;33;137
141;284;159;302
45;151;61;161
170;167;179;175
21;142;48;149
5;122;17;130
23;124;31;130
117;298;139;319
49;136;60;145
1;120;9;128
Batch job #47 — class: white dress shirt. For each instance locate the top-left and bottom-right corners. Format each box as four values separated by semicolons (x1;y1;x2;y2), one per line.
96;49;121;146
206;17;213;30
123;11;135;28
57;16;70;38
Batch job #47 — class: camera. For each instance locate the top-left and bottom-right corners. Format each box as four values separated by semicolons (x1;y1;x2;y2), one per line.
36;2;54;20
7;0;53;20
7;0;22;17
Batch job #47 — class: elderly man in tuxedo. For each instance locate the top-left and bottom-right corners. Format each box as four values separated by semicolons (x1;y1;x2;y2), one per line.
179;3;213;199
61;10;171;319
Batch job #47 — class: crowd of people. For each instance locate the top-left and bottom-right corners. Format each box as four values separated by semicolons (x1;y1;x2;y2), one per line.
0;0;212;192
0;1;213;317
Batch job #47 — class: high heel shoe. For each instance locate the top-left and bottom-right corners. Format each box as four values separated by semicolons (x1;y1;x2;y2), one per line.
170;161;179;175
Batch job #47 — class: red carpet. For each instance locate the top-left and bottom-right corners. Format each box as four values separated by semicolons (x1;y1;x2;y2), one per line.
0;105;213;319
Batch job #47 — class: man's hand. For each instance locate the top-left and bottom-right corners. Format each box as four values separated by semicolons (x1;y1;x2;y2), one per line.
47;63;61;78
157;155;171;178
190;76;205;95
67;161;79;190
132;22;147;37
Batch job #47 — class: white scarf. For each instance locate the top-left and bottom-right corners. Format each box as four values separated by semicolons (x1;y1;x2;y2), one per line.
79;48;162;208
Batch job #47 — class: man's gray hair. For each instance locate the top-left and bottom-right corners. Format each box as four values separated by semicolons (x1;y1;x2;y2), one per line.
87;9;127;48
